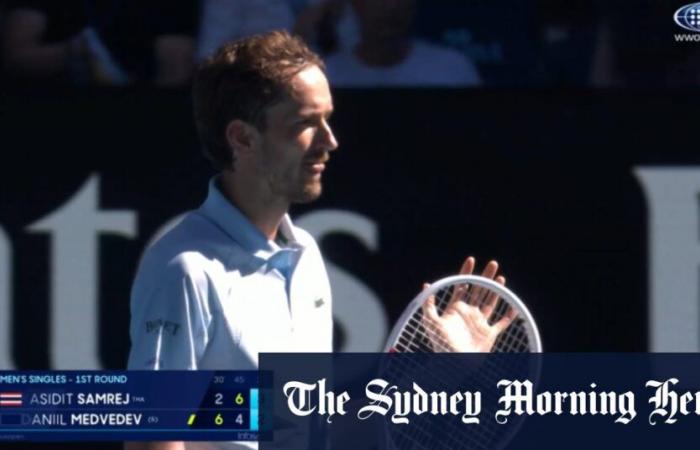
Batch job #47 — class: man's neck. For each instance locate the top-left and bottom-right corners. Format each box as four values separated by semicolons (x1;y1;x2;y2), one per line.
218;172;288;241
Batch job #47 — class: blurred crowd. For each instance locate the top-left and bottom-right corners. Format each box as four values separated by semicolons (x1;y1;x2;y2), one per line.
0;0;698;88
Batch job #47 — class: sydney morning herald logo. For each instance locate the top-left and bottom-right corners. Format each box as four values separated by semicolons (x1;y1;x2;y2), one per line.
674;3;700;40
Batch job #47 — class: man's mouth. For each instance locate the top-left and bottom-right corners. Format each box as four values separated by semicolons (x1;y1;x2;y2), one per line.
303;156;328;176
305;162;325;174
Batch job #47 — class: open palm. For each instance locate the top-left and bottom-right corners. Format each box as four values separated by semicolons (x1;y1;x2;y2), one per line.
421;257;517;352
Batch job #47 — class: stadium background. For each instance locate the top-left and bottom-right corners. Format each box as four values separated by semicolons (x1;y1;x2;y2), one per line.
1;0;700;448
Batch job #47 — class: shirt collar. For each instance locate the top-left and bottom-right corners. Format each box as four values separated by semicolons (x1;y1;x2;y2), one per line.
198;177;304;260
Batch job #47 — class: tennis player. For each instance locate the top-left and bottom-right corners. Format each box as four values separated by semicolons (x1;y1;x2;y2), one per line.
125;30;509;450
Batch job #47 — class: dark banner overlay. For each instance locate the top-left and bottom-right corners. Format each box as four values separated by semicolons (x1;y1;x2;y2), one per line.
2;355;700;447
260;353;700;450
0;371;271;442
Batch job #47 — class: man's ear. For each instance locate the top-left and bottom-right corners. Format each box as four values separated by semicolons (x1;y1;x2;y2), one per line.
225;119;259;159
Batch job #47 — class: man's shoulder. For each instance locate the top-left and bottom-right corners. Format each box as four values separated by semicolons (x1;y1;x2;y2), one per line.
135;211;230;287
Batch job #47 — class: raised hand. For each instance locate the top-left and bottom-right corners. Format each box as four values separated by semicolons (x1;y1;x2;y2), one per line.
421;257;517;352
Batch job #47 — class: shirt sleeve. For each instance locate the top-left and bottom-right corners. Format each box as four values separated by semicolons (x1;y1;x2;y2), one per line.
127;258;212;370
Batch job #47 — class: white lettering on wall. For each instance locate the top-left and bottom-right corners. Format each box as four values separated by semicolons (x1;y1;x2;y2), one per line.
634;167;700;351
27;174;137;369
0;226;13;368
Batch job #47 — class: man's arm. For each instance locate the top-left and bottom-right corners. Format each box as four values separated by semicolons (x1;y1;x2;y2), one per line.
127;258;211;370
126;258;212;450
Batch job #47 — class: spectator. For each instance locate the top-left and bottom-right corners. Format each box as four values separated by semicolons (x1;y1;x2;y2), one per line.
293;0;359;55
2;0;197;86
196;0;295;61
324;0;481;87
590;0;693;87
535;0;600;86
2;0;90;84
88;0;198;87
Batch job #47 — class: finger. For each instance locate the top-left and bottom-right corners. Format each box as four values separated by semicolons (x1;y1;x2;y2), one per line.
480;260;499;279
482;275;505;318
454;257;476;305
421;282;438;312
423;282;448;316
447;283;468;310
422;294;440;323
471;260;499;306
421;295;444;350
493;306;518;334
459;256;475;275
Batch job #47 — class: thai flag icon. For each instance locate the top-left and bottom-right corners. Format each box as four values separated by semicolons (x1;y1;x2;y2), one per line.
0;392;22;407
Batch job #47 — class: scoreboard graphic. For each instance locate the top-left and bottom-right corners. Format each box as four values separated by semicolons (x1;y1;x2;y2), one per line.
0;371;271;441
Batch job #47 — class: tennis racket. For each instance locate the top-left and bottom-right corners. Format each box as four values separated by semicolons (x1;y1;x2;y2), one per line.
379;275;541;450
385;274;541;354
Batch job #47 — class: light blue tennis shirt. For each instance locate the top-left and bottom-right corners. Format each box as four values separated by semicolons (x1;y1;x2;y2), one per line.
127;178;333;371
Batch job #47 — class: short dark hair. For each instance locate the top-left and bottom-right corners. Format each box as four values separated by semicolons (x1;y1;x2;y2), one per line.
192;30;325;171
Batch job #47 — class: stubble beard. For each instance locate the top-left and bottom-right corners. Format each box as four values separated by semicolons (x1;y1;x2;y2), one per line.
290;178;323;204
260;149;326;205
265;170;323;205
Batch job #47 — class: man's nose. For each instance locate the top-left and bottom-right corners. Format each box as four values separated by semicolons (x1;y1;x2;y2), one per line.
319;120;338;152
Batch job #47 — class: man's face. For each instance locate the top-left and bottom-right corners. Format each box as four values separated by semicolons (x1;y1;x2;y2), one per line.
254;65;338;204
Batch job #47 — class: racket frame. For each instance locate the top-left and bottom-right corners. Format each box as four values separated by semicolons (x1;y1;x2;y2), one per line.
383;274;542;353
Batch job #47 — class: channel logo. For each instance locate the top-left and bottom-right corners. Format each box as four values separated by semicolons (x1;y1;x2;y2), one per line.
674;3;700;32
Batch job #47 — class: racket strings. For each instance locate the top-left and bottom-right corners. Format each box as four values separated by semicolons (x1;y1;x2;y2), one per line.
383;277;541;449
381;347;528;449
397;286;469;353
393;281;533;354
